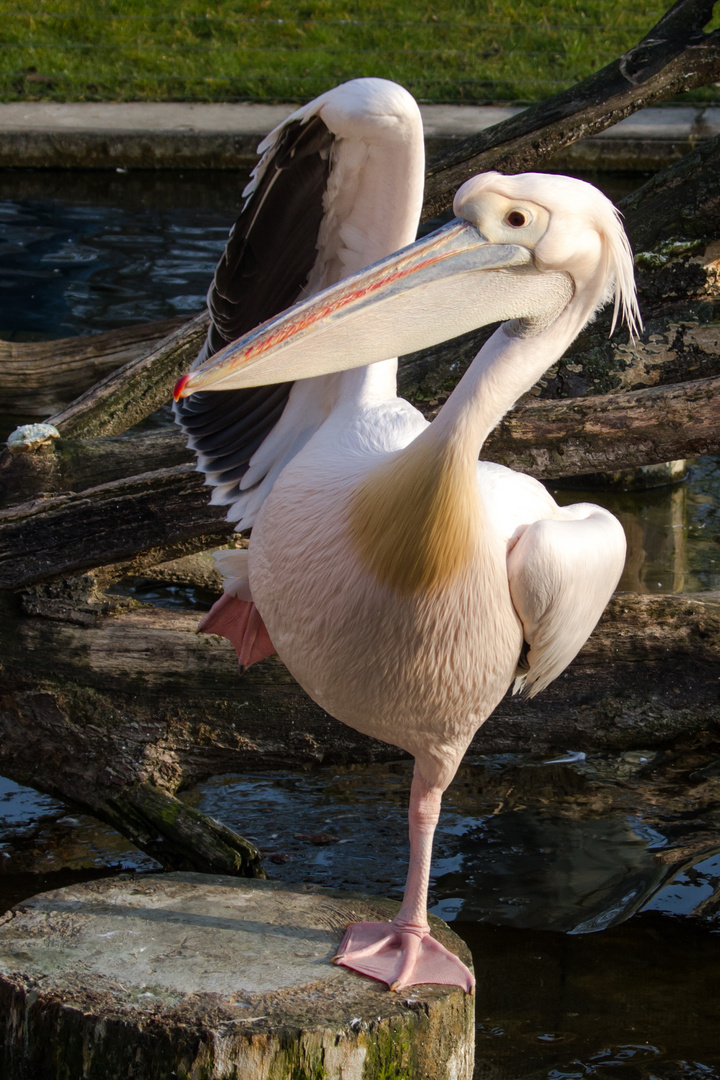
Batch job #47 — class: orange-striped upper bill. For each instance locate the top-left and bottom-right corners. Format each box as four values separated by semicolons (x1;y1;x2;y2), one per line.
173;218;532;397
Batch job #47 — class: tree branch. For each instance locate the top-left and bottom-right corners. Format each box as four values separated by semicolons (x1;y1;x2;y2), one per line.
0;318;187;419
423;0;720;218
47;311;209;439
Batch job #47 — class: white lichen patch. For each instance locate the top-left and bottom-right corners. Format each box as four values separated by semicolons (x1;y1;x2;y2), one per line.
614;319;720;391
7;422;60;455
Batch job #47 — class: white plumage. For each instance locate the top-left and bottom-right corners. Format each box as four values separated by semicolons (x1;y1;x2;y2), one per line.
175;78;640;992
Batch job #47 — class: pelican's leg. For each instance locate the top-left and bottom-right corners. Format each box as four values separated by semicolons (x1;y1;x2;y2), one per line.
333;768;475;992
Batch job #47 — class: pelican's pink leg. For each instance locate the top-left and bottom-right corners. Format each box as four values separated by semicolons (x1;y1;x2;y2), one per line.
334;768;475;992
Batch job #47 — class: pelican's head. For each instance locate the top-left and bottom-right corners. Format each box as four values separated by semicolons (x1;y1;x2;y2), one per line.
452;171;641;337
174;171;641;399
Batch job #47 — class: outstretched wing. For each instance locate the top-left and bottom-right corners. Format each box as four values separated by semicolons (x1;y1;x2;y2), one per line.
508;503;626;697
175;77;425;530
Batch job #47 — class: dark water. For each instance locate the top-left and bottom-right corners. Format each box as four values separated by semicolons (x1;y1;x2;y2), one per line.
1;748;720;1078
0;169;244;339
1;167;719;1077
0;167;641;342
554;456;720;595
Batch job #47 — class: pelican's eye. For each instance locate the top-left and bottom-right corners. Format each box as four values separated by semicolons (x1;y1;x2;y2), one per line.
506;209;529;228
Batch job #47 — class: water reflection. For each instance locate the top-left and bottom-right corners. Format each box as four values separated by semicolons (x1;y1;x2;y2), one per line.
3;750;719;932
437;811;669;933
553;456;720;593
469;916;720;1078
1;748;720;1077
182;752;720;937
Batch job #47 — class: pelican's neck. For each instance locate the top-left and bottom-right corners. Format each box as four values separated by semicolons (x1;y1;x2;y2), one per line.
424;274;590;463
339;355;399;408
347;271;600;596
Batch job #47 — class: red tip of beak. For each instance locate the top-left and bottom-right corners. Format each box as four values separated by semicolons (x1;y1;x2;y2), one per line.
173;374;190;401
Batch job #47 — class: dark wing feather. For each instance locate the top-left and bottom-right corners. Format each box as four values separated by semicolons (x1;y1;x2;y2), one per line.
207;115;334;351
174;114;335;514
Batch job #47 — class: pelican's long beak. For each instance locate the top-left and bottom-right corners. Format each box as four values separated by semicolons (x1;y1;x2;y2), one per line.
174;219;538;399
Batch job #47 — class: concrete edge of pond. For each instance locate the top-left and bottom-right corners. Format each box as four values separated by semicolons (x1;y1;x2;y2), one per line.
0;102;718;171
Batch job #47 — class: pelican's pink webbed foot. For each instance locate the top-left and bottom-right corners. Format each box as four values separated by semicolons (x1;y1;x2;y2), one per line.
334;920;474;992
198;594;275;671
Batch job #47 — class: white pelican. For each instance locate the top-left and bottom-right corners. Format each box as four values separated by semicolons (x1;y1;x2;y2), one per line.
174;78;641;993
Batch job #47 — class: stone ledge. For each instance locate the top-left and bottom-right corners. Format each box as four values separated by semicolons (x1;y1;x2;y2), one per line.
0;102;717;170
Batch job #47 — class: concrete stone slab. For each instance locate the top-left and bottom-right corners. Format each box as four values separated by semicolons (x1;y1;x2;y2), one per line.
0;101;717;171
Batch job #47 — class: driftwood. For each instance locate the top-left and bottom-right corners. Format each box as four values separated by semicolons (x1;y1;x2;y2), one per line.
0;577;718;874
0;318;186;418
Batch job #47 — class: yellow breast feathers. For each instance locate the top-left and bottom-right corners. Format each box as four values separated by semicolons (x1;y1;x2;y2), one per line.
347;440;481;595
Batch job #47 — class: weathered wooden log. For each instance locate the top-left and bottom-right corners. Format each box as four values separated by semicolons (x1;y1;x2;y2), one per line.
0;874;474;1080
0;429;193;506
484;372;720;477
2;371;718;589
0;580;717;871
0;464;233;589
0;318;187;417
423;0;720;218
46;310;210;439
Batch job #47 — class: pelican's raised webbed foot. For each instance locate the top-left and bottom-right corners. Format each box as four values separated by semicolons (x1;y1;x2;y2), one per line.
333;920;474;993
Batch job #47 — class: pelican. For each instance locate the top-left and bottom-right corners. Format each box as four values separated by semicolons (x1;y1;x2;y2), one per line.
174;78;640;993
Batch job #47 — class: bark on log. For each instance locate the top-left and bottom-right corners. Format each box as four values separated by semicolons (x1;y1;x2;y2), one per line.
2;370;718;590
483;372;720;477
422;0;720;219
0;429;194;507
0;463;233;590
0;874;474;1080
0;318;187;418
0;579;717;872
46;310;210;440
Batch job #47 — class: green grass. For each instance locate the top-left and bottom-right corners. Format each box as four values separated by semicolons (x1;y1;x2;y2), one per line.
0;0;717;104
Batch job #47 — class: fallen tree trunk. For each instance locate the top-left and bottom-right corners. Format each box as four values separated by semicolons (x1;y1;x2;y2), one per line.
1;372;718;590
484;371;720;476
0;318;187;418
0;429;193;506
0;463;233;589
0;581;717;871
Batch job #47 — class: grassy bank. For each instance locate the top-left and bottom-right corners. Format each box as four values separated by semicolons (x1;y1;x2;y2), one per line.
1;1;717;104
